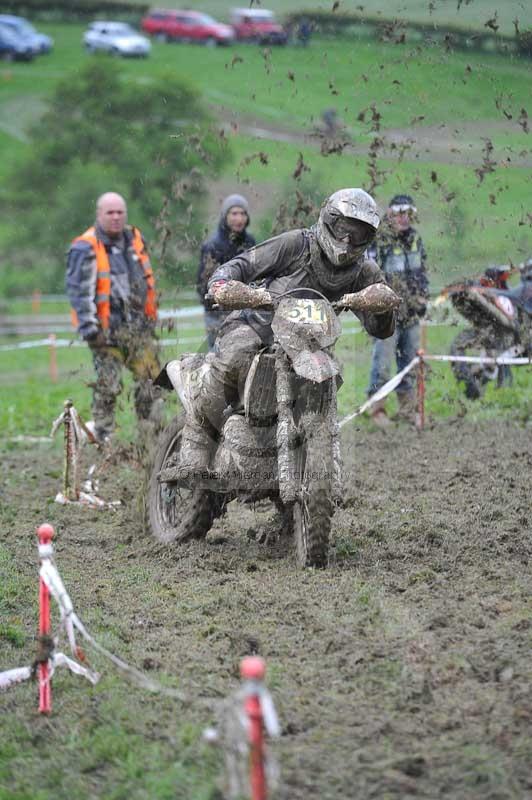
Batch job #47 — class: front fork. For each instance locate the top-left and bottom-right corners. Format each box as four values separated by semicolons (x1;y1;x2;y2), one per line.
275;354;298;506
327;376;343;504
275;353;342;506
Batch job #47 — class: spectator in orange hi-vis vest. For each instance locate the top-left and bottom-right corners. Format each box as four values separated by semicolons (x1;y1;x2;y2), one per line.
66;192;162;443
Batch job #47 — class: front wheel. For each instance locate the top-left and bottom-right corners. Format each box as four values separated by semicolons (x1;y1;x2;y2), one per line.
148;415;224;543
450;329;497;400
293;413;334;568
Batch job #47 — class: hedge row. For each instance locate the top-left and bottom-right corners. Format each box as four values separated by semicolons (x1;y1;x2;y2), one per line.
285;10;532;58
0;0;149;22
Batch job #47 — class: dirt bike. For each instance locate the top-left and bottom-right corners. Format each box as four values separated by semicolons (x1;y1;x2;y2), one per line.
442;268;521;399
148;282;398;568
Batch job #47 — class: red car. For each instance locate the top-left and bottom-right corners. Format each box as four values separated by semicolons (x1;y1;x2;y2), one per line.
141;9;234;46
229;8;288;45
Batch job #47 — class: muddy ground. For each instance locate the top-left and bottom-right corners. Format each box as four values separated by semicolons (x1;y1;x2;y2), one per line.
1;419;531;799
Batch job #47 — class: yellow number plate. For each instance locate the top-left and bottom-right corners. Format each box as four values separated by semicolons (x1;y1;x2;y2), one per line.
281;299;326;325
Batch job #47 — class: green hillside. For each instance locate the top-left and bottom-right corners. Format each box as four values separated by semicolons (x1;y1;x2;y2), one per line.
123;0;532;36
0;18;530;293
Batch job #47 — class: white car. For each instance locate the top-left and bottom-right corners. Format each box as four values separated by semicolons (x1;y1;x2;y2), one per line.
83;22;151;57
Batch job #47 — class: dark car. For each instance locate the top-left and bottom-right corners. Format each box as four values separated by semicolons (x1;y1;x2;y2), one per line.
0;23;35;61
0;15;53;54
141;9;234;46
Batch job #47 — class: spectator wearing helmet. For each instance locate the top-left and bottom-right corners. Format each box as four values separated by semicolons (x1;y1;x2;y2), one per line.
171;188;398;477
367;194;429;425
490;257;532;355
197;194;256;350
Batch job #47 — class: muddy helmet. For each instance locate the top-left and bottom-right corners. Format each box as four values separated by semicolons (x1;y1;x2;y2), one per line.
484;264;510;289
316;188;380;267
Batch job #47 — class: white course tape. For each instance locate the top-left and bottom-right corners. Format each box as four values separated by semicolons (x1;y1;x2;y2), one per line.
39;559;185;699
0;337;61;351
425;354;531;366
0;331;366;353
339;357;420;428
0;654;99;691
0;666;32;690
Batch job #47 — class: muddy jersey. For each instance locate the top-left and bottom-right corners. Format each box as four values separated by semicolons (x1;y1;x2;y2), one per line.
370;226;429;326
208;228;395;342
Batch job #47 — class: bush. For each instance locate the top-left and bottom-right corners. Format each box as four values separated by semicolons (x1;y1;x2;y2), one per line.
2;62;231;292
284;10;521;57
516;30;532;57
0;0;148;22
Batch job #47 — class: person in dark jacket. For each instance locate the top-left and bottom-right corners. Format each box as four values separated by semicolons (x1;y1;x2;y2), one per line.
66;192;161;442
367;194;429;425
170;188;399;478
197;193;255;350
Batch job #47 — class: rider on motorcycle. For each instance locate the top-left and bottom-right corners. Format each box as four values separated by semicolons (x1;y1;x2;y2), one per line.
172;188;398;479
489;258;532;354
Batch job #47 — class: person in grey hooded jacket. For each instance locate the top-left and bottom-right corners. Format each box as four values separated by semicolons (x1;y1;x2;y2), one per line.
173;188;398;478
197;194;255;349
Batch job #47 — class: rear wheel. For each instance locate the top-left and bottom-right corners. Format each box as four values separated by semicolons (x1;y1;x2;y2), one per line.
450;329;497;400
148;415;224;543
293;413;334;568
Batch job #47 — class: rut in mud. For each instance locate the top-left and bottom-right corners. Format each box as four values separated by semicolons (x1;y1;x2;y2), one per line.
1;418;531;799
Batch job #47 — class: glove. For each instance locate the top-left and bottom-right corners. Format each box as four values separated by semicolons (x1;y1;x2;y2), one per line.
85;329;107;349
339;284;401;315
211;280;273;310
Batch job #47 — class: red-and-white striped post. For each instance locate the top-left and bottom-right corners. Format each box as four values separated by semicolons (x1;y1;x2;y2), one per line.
37;523;54;714
416;349;426;431
241;656;267;800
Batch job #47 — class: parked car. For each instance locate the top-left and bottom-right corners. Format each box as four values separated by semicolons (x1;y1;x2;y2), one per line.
229;8;288;45
0;23;35;61
0;15;53;54
141;9;234;46
83;21;151;57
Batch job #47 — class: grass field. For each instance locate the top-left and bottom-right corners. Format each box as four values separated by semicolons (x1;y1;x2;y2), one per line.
1;317;530;442
1;9;531;796
0;18;530;296
1;318;531;800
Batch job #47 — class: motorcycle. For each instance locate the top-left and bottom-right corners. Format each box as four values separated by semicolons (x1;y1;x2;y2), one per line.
147;282;399;568
441;267;522;399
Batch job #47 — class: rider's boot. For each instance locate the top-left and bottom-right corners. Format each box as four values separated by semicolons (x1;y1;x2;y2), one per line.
159;359;231;482
158;416;218;482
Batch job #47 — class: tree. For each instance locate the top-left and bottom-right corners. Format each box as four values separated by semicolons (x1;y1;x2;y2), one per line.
3;61;230;292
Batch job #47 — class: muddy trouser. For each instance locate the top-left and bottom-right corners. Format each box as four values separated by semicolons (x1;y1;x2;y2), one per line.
204;308;230;352
90;327;161;438
367;321;419;397
193;321;264;437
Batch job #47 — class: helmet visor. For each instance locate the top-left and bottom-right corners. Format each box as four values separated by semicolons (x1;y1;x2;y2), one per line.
330;218;375;247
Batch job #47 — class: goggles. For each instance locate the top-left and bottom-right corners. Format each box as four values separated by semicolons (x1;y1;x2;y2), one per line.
389;204;417;216
331;217;374;246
